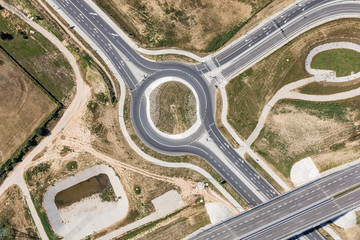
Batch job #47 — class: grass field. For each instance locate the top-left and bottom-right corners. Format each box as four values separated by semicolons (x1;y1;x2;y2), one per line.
297;79;360;95
226;18;360;140
93;0;296;52
311;49;360;77
0;51;56;167
152;82;196;134
0;185;38;239
252;97;360;178
0;7;74;102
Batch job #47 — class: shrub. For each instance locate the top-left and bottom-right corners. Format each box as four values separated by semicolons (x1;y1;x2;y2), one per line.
134;185;141;195
100;186;117;202
0;32;14;40
66;161;77;171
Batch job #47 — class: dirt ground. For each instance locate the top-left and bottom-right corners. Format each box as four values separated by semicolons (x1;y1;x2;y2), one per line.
227;18;360;140
24;57;233;239
330;211;360;240
150;81;196;134
0;185;38;239
0;51;56;166
252;98;360;179
93;0;297;52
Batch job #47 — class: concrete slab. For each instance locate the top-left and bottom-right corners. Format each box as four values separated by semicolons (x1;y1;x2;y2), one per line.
43;165;128;240
333;211;357;229
205;202;235;224
290;157;320;187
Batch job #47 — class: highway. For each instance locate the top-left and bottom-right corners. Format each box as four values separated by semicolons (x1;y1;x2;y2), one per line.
191;163;360;240
48;0;360;239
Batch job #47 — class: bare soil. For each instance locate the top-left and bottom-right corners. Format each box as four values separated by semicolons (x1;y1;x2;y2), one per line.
330;211;360;240
25;59;233;238
252;98;360;178
0;52;56;166
0;185;38;239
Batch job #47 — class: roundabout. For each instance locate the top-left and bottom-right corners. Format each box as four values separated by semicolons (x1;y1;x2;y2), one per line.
130;68;214;152
144;76;201;139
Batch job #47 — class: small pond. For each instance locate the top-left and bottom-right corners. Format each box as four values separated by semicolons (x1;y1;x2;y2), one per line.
55;173;110;208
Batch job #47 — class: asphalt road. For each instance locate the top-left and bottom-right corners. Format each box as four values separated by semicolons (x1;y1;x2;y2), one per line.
191;163;360;240
50;0;360;239
53;0;278;208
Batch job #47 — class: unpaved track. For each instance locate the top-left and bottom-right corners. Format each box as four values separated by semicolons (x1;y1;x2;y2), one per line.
246;42;360;146
0;1;87;239
0;2;244;239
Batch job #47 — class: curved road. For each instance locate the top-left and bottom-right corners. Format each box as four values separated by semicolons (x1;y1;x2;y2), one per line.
49;0;360;238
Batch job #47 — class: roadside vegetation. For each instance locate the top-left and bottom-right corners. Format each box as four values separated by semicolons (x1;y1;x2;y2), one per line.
151;82;196;134
0;185;39;239
215;90;240;148
311;49;360;77
123;89;250;210
226;18;360;140
93;0;296;52
115;202;209;240
252;97;360;178
0;6;74;102
0;51;56;169
297;79;360;95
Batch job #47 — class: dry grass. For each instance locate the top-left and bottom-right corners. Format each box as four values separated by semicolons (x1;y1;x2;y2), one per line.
227;18;360;140
93;0;251;51
215;90;239;148
138;52;199;64
151;81;196;134
0;185;38;239
0;52;56;166
128;202;210;240
252;98;360;178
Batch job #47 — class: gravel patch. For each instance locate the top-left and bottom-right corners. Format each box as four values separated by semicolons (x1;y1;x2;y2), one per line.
205;202;234;225
43;165;128;239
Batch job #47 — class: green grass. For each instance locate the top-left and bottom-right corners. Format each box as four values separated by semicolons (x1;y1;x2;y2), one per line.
280;99;348;122
226;19;360;140
65;161;77;171
100;186;117;202
298;81;360;95
311;48;360;77
25;163;51;181
30;193;61;240
0;10;74;102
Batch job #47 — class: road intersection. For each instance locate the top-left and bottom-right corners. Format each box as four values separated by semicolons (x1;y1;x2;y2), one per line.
1;0;360;239
47;0;360;238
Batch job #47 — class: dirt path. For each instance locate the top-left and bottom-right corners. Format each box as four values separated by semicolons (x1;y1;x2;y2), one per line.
0;1;88;239
246;42;360;146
